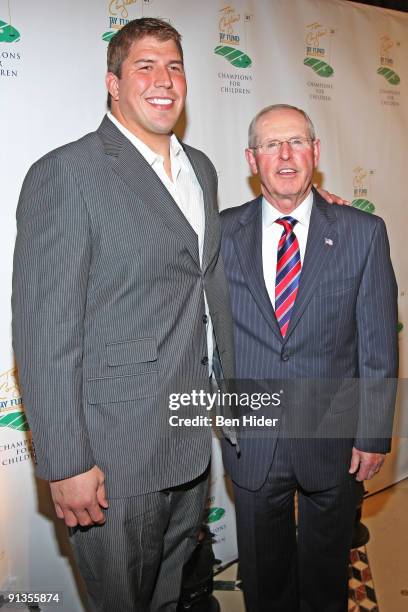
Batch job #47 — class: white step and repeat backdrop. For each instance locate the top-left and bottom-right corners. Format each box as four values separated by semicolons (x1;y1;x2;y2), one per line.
1;0;407;608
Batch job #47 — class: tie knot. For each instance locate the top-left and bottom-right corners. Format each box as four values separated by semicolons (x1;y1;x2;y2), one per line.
275;216;297;234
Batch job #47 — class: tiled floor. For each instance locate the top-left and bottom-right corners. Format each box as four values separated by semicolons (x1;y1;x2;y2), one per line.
213;478;408;612
348;548;378;611
364;478;408;612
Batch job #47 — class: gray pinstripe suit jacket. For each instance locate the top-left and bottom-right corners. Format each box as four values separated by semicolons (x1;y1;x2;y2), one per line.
221;190;398;491
12;115;235;498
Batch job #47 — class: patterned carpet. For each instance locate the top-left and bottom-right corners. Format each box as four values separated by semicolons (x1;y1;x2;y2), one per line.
213;546;379;611
348;547;379;611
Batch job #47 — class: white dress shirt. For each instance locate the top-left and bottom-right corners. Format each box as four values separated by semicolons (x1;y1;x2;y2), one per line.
262;191;313;309
107;112;214;373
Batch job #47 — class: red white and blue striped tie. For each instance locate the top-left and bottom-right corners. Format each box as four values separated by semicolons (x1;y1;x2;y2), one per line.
275;217;301;337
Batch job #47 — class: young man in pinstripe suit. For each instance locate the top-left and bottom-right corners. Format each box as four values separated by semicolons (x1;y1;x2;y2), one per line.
221;105;398;611
12;18;235;612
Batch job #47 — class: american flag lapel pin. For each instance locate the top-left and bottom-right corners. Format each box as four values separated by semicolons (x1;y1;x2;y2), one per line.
325;237;333;246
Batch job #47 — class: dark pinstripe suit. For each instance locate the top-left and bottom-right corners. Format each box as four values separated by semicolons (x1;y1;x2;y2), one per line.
221;190;398;612
12;116;235;611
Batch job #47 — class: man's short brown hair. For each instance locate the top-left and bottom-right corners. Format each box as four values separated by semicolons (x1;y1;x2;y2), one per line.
106;17;183;109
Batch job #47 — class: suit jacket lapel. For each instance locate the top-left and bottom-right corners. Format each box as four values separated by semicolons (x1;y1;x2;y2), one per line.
284;190;337;341
233;198;283;342
182;145;220;273
97;116;200;265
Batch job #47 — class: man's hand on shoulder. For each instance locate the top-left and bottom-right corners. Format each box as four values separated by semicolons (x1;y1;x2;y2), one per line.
315;185;350;205
49;465;109;528
349;447;386;482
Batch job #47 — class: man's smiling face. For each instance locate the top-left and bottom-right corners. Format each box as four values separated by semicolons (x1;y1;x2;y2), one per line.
106;35;186;145
246;108;320;212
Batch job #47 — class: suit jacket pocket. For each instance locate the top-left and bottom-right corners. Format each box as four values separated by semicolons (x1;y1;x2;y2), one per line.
106;338;157;366
87;371;158;404
314;276;357;298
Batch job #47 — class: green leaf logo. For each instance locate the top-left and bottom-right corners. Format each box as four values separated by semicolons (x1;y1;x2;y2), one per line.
377;67;400;86
206;507;226;523
398;322;403;333
304;57;334;78
102;30;117;43
214;46;252;68
352;199;375;214
0;20;20;43
0;411;29;432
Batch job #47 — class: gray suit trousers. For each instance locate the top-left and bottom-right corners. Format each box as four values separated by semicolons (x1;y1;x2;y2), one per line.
69;467;209;612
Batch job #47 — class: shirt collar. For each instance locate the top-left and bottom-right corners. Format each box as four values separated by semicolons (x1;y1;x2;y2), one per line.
262;190;313;228
107;111;183;169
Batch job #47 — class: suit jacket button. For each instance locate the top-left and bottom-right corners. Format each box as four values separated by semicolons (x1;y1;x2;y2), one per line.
281;352;290;362
202;314;208;324
201;356;209;366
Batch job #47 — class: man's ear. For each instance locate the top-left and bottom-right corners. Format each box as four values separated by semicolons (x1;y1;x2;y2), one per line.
105;72;120;104
245;148;258;175
313;138;321;169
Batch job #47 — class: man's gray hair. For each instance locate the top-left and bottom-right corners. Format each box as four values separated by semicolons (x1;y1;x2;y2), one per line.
248;104;316;148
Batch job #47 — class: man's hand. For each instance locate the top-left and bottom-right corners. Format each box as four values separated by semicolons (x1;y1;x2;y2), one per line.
49;465;109;528
315;185;350;205
349;447;385;481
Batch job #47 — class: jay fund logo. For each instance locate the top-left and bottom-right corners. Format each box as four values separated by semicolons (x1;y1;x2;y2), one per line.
0;368;28;432
352;166;375;214
214;4;252;68
206;507;226;523
0;18;19;42
102;0;141;43
0;0;19;42
377;34;400;86
303;22;334;78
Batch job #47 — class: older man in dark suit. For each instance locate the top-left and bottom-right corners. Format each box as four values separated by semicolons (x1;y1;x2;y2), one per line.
221;104;398;612
12;18;235;612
